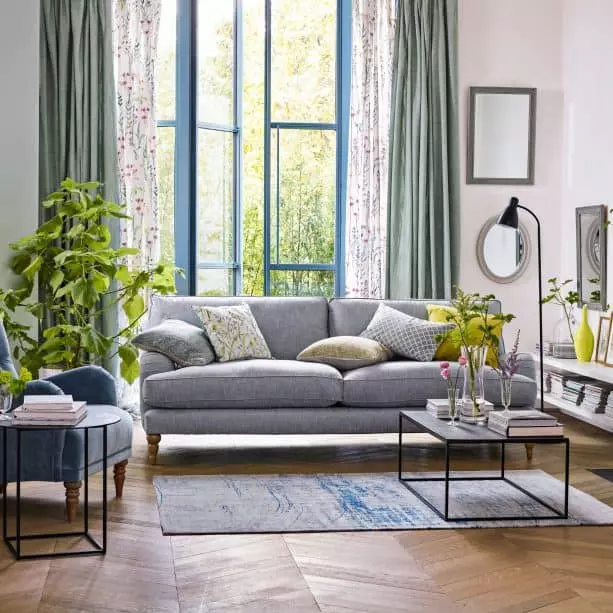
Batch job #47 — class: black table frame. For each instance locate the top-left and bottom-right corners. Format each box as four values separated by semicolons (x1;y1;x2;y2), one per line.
2;423;109;560
398;412;570;522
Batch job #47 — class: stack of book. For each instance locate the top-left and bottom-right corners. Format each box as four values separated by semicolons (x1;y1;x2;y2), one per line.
488;410;564;437
581;382;612;413
605;392;613;419
12;395;87;426
562;377;591;406
426;398;494;419
548;371;567;397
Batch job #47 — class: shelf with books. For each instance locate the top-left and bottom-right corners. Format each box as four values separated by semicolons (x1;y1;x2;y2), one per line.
543;392;613;434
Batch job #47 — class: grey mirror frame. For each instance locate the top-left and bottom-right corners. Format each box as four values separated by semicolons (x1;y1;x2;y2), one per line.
576;204;607;310
466;86;537;185
476;216;531;284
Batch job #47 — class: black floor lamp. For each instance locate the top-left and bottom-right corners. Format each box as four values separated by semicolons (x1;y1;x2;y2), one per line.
496;197;544;411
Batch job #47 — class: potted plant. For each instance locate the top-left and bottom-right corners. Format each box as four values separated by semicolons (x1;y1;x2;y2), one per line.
0;178;178;383
436;288;515;423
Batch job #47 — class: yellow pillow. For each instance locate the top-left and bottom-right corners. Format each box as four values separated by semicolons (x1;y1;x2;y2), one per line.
426;304;503;367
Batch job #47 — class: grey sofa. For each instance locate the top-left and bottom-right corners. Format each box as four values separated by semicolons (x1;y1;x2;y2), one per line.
140;296;537;463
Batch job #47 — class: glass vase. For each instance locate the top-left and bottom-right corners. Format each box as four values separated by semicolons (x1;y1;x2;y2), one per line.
0;386;13;418
460;345;487;424
447;387;460;426
500;377;512;416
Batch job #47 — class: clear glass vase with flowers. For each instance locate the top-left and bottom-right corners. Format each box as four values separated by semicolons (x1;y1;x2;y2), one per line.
495;330;521;416
435;289;515;424
439;357;466;425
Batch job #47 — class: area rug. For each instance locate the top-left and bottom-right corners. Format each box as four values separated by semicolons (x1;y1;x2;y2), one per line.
590;468;613;483
153;470;613;535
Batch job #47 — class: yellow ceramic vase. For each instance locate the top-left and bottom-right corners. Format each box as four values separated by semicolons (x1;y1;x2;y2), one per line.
574;305;594;362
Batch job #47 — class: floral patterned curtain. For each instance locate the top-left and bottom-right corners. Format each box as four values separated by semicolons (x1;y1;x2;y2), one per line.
113;0;162;270
345;0;396;298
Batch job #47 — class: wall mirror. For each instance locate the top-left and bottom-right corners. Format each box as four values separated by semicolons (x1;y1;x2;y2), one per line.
476;216;531;283
467;87;537;185
576;205;607;310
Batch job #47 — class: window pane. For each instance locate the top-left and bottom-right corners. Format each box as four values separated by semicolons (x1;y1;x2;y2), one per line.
271;0;336;123
197;129;234;263
270;270;334;297
271;129;335;265
198;0;234;125
241;0;265;296
156;0;177;121
156;126;176;265
198;268;233;296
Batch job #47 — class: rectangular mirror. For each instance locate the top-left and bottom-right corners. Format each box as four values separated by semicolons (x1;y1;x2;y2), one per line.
467;87;537;185
576;205;607;310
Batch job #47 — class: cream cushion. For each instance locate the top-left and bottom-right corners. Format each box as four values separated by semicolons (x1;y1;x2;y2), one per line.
297;336;390;371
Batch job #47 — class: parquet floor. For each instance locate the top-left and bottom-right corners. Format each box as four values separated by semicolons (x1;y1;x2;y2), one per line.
1;410;612;613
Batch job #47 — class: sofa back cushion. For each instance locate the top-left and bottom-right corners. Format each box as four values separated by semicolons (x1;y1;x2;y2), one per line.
328;298;502;337
148;296;329;360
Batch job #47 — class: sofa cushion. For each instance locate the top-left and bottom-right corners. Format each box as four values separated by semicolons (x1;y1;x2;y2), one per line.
149;296;329;360
342;361;536;408
297;336;390;371
133;319;215;367
143;360;343;409
194;304;272;362
361;303;454;361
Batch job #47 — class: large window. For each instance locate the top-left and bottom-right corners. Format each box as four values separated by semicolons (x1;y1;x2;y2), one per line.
156;0;350;296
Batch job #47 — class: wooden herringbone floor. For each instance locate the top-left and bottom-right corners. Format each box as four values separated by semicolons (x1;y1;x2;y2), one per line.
0;410;612;613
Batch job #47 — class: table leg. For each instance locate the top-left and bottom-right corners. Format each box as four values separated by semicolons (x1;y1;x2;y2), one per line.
397;413;403;480
501;442;506;479
84;428;89;534
2;429;6;545
102;425;108;554
444;441;450;520
15;429;21;560
564;439;570;518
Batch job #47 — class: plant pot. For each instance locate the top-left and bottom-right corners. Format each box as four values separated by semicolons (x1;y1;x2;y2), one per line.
39;367;64;379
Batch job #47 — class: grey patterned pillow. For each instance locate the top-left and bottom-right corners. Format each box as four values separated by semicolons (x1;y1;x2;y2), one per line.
133;319;215;367
194;303;272;362
360;304;454;361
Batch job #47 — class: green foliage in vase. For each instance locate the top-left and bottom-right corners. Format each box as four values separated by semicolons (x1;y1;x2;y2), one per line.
540;277;579;342
0;367;32;397
0;178;179;383
435;287;516;351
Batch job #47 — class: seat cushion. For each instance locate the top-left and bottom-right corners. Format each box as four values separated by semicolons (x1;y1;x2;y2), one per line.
342;361;537;408
143;360;343;409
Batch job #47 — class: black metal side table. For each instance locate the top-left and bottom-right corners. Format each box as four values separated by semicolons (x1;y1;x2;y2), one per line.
0;412;120;560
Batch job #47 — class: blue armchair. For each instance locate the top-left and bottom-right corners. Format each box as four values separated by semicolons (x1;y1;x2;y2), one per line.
0;320;133;521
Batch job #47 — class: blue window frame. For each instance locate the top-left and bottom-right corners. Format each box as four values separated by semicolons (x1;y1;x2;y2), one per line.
161;0;351;296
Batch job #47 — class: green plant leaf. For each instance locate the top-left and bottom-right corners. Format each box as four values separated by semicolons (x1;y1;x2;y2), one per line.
49;270;64;294
22;256;43;281
122;294;145;323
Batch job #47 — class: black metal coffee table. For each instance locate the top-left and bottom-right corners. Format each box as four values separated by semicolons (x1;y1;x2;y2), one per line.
398;410;570;522
0;412;120;560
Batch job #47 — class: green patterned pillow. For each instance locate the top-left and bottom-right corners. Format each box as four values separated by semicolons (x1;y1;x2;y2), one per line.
193;304;272;362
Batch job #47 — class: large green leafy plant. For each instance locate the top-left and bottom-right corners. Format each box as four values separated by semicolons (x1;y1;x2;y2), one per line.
0;179;178;383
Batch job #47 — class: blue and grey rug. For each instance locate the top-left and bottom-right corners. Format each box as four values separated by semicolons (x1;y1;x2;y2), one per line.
153;470;613;535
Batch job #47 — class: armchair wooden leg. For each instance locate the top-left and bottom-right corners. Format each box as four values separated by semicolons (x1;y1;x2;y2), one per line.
525;443;535;462
147;434;161;465
113;460;128;498
64;481;82;522
0;485;4;494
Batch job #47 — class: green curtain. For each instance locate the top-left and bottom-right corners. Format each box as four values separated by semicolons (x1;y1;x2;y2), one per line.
39;0;119;372
386;0;459;299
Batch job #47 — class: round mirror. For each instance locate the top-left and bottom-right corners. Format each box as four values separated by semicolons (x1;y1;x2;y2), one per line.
476;216;531;283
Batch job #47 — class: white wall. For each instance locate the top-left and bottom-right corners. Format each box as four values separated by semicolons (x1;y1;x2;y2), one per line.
0;0;40;289
561;0;613;330
458;0;564;351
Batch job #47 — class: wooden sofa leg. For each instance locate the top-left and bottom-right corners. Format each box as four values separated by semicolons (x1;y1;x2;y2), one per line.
525;443;535;462
147;434;161;465
64;481;82;522
114;460;128;498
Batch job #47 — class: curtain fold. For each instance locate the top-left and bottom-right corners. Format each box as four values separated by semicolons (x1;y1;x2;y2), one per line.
345;0;396;298
386;0;459;300
39;0;119;372
113;0;162;271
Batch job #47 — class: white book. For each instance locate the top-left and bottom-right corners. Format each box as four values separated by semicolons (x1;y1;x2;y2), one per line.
17;400;86;413
13;405;87;421
23;395;75;411
13;412;87;427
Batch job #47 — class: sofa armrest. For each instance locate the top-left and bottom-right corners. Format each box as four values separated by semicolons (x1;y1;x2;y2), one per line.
139;351;175;382
46;365;118;405
516;353;536;380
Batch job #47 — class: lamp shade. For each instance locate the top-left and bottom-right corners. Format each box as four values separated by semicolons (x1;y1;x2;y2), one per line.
497;197;520;229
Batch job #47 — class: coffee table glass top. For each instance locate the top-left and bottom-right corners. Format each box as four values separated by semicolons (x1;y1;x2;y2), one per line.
401;410;566;442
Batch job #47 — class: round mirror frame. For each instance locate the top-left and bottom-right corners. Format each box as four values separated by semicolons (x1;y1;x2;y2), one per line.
476;215;531;284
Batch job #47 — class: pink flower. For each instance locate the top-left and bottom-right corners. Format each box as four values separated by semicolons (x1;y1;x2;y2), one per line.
440;361;450;369
458;356;468;366
440;368;450;380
